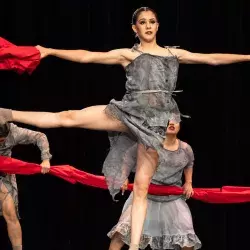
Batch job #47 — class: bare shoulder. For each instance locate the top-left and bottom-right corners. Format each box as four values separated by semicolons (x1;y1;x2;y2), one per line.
86;48;136;65
148;46;181;58
119;48;143;68
161;47;188;58
118;48;135;58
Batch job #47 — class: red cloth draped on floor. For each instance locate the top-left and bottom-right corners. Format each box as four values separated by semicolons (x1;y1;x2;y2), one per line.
1;156;250;204
0;37;40;74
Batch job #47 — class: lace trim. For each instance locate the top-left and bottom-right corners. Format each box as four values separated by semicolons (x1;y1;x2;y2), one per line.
108;223;202;249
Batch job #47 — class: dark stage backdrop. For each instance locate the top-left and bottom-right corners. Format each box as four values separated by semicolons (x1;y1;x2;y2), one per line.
1;0;250;249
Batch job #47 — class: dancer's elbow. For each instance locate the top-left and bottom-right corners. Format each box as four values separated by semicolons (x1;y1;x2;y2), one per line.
57;110;78;127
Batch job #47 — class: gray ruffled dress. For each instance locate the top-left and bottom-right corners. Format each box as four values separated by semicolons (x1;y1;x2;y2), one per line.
108;140;201;250
103;46;184;198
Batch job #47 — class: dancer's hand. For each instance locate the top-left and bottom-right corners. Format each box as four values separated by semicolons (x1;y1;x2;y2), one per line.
40;159;50;174
36;45;51;59
182;182;194;199
121;179;129;195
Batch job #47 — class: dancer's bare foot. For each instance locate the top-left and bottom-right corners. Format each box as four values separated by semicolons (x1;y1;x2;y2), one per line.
13;245;22;250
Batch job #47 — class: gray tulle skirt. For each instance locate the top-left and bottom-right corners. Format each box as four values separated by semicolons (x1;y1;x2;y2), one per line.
108;193;201;249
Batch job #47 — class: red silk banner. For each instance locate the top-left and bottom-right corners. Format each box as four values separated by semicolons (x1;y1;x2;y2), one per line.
1;156;250;204
0;37;40;74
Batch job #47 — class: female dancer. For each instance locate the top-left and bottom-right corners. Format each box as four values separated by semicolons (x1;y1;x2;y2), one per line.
108;121;201;250
1;7;250;249
0;122;52;250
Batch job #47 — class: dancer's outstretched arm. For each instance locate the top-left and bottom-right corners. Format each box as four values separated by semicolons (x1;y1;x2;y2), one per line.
36;45;133;66
171;48;250;65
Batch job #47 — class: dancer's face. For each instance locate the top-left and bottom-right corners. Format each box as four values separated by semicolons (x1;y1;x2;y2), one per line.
166;121;180;135
132;11;159;43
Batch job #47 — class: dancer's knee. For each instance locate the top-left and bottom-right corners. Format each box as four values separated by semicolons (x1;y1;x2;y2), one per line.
133;180;150;200
3;208;18;225
2;198;18;224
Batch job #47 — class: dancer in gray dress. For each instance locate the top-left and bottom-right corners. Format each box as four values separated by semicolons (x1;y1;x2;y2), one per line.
108;121;201;250
1;6;250;250
0;123;52;250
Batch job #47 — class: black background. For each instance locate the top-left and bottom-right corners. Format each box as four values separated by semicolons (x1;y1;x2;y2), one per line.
1;0;250;249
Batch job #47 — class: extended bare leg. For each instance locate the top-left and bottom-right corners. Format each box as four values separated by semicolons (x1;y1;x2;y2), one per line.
1;185;22;250
0;105;128;132
129;144;158;250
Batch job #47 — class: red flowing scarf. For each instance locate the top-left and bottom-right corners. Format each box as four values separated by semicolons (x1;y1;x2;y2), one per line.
1;156;250;204
0;37;40;74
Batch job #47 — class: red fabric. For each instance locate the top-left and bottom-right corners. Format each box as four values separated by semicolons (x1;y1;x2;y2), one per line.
1;156;250;204
0;37;40;74
0;156;76;184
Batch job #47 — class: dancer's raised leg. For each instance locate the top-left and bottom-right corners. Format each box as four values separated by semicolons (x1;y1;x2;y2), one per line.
0;106;128;132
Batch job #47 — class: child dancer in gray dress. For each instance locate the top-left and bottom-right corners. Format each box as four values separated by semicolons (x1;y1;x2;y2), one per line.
108;121;201;250
0;123;52;250
1;6;250;250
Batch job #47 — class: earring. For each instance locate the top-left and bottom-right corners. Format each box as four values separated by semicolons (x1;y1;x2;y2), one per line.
135;33;138;38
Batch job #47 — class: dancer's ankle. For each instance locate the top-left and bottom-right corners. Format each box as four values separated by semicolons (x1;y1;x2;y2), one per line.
13;245;22;250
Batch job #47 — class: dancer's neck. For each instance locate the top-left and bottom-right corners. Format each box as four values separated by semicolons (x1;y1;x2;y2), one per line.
138;40;158;51
163;135;178;150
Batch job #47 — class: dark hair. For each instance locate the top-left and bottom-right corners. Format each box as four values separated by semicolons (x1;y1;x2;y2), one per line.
132;7;158;25
0;123;10;138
